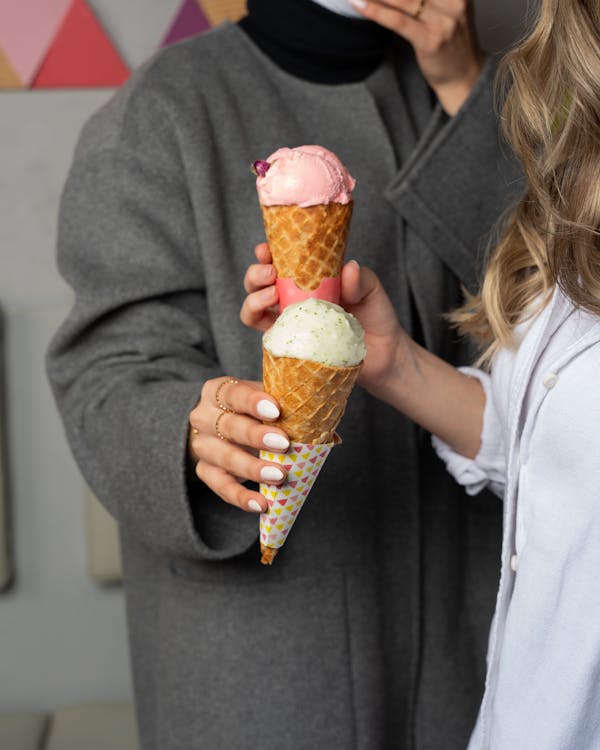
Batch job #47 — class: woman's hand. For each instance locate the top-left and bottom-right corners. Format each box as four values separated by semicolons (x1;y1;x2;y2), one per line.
342;261;485;457
352;0;484;115
240;243;279;332
242;248;485;458
188;375;290;513
241;244;413;401
340;260;412;398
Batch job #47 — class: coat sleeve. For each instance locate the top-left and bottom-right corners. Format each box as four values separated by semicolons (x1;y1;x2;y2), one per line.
431;367;506;498
386;56;524;293
46;84;258;562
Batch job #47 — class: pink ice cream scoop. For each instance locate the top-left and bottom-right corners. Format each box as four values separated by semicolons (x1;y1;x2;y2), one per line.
255;145;356;207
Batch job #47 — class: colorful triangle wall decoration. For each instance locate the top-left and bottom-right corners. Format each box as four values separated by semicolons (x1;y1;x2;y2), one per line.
0;0;72;86
198;0;247;27
32;0;129;89
0;0;248;90
162;0;247;48
0;46;24;89
162;0;211;47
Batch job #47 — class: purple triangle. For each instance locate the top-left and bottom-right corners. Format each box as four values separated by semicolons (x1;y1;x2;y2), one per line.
161;0;211;47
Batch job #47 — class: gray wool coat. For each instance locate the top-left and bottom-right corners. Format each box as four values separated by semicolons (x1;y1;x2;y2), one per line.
47;23;522;750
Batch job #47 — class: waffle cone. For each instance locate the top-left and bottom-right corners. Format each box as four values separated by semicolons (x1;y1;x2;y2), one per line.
260;202;353;291
262;347;361;443
260;544;278;565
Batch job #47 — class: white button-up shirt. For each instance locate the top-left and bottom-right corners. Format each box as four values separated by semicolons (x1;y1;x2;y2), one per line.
433;287;600;749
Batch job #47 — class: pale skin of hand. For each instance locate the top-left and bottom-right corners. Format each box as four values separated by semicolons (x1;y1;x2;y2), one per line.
241;244;486;459
188;376;291;514
351;0;484;116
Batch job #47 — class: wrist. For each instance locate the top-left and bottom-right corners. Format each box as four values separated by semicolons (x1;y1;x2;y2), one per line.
366;331;422;411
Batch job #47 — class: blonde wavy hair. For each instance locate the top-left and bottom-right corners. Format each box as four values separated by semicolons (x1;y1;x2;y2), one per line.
452;0;600;363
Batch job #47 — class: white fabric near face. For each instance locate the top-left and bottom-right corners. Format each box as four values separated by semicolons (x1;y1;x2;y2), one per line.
311;0;364;19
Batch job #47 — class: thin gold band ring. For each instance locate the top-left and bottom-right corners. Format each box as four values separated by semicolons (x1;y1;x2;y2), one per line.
215;377;239;412
215;410;230;441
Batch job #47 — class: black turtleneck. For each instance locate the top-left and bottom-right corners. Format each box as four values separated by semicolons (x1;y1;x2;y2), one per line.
238;0;395;84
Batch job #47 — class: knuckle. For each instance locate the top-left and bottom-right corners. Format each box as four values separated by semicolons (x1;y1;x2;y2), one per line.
246;291;261;314
200;379;213;403
245;264;259;285
194;460;207;482
194;437;216;463
242;420;259;448
189;434;202;458
443;17;458;36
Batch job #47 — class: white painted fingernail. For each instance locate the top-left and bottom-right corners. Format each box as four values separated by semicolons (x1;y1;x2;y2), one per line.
248;499;263;513
263;432;290;450
257;399;280;419
351;0;367;7
260;466;285;483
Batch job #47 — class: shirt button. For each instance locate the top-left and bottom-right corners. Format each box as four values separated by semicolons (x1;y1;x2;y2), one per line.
543;372;558;389
510;554;518;572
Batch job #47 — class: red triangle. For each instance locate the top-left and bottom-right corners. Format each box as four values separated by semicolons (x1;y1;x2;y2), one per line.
32;0;129;88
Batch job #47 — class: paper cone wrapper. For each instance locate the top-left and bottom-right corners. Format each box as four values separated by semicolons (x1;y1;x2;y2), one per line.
259;439;338;564
260;202;353;291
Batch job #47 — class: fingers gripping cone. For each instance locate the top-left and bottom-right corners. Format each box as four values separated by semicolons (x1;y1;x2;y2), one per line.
259;348;361;564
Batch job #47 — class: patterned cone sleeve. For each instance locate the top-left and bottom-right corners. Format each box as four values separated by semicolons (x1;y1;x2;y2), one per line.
259;439;338;563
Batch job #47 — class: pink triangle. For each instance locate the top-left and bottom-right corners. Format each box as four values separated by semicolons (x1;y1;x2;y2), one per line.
0;0;72;85
32;0;129;89
162;0;210;47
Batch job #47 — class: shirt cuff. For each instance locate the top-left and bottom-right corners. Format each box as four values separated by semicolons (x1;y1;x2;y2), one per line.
431;366;505;498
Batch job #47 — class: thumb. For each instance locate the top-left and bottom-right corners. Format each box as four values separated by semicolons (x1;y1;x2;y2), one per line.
341;261;380;307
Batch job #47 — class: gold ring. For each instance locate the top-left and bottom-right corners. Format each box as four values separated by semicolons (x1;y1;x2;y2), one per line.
412;0;425;19
215;377;238;412
215;410;230;441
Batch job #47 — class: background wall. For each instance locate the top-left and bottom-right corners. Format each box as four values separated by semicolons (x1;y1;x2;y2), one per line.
0;0;531;714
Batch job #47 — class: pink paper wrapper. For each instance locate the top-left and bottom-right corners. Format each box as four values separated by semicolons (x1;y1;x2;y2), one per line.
276;277;341;310
259;438;339;551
